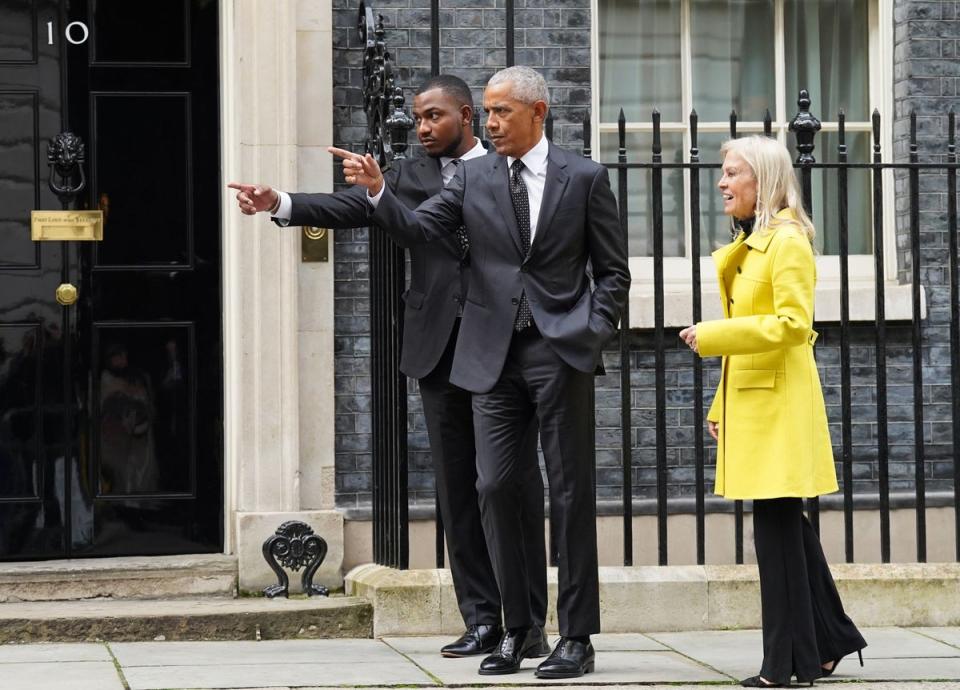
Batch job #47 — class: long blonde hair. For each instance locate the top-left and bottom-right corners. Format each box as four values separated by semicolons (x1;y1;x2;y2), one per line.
719;136;816;244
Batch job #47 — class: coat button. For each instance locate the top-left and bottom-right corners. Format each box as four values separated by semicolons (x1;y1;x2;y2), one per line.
746;246;752;251
453;294;461;303
520;265;528;272
729;298;735;304
737;266;742;274
511;297;519;305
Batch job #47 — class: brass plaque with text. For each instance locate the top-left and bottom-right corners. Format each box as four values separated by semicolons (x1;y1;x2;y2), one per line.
31;210;104;241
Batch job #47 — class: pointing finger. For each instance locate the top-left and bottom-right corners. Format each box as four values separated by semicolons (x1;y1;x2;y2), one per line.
328;146;362;161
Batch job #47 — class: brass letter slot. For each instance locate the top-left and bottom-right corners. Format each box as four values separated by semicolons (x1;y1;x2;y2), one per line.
302;226;329;262
31;210;104;241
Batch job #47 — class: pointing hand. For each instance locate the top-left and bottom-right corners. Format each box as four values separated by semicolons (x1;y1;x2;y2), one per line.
227;182;279;215
328;147;385;197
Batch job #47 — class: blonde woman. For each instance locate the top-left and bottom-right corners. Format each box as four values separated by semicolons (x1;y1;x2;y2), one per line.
679;136;866;687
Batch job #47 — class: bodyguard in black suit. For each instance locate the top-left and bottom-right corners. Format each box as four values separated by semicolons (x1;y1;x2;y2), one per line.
229;76;548;659
335;66;630;678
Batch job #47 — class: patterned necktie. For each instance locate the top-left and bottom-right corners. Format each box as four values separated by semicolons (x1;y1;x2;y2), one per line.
510;159;533;331
448;159;470;260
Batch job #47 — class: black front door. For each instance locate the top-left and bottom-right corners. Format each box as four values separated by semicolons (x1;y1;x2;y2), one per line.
0;0;222;560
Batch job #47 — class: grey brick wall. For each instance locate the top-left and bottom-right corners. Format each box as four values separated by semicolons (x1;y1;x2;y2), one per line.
333;1;957;509
889;0;960;493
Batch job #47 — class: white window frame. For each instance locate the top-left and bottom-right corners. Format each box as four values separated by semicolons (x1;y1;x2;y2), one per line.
590;0;920;327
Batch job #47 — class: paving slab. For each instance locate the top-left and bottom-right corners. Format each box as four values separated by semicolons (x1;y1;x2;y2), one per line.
842;655;960;681
385;647;728;685
855;627;960;659
111;639;398;667
123;660;437;690
382;633;668;655
0;660;125;690
646;628;762;680
284;686;960;690
912;627;960;650
0;642;110;663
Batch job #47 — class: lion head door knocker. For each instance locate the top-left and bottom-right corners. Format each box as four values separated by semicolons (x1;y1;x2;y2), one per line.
47;131;87;210
261;521;329;598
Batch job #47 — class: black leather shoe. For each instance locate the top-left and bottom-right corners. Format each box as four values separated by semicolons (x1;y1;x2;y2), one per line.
441;624;503;657
478;626;546;675
529;625;551;657
534;637;595;679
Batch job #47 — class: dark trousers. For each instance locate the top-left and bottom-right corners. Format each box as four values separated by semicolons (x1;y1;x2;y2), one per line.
472;327;600;637
419;321;547;628
753;498;867;684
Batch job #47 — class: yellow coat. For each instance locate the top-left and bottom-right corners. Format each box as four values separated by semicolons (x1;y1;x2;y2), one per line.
697;209;838;500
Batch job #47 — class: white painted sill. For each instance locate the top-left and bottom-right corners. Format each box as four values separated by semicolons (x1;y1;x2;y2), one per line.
625;256;926;329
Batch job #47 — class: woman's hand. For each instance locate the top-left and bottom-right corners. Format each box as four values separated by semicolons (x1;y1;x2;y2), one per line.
679;325;698;353
707;420;718;441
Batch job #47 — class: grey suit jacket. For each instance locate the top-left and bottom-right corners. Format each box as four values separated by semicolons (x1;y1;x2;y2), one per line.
371;142;630;393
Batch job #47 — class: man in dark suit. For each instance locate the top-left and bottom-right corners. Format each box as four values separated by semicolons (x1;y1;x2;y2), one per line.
229;75;548;660
333;66;630;679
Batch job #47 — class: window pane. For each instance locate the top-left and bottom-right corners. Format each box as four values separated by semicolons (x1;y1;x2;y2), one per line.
599;0;681;122
600;133;685;257
789;131;873;255
691;0;776;121
785;0;870;121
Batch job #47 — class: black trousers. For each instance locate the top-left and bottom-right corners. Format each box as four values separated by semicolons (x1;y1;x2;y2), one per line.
419;321;547;628
753;498;867;684
472;327;600;637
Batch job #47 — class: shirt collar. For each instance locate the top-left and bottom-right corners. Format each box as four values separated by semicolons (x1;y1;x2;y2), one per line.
507;133;549;175
439;137;486;170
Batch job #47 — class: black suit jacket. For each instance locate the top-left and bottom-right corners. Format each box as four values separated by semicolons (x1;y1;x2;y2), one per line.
371;142;630;394
282;155;477;380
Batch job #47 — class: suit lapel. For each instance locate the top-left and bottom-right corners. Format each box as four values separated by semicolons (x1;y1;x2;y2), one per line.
528;143;568;260
491;155;525;256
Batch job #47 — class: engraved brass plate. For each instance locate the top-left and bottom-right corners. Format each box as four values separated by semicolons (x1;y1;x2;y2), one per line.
302;226;329;262
31;210;104;241
56;283;78;306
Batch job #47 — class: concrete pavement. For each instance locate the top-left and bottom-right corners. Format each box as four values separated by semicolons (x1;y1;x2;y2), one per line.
1;627;958;690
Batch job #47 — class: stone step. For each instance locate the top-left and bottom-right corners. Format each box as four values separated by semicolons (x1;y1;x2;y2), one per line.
347;562;960;636
0;596;373;643
0;554;238;602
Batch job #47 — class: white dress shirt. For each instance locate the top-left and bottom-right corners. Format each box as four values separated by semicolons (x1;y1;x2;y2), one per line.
271;137;487;223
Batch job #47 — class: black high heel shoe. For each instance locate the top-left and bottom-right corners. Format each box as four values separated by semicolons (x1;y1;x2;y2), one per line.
821;649;864;677
740;676;783;688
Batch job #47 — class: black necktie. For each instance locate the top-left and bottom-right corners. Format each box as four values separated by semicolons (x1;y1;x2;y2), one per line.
448;159;469;260
510;159;533;331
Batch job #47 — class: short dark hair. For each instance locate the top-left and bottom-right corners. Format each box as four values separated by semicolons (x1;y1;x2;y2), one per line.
415;74;474;109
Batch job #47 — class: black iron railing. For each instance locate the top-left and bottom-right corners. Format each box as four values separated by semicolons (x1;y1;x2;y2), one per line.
358;3;959;569
593;91;959;566
360;4;413;569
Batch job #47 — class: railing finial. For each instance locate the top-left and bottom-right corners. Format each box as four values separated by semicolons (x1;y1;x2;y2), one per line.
789;88;821;164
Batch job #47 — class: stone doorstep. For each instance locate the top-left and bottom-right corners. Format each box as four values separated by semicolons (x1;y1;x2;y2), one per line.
346;562;960;637
0;554;238;603
0;596;373;643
